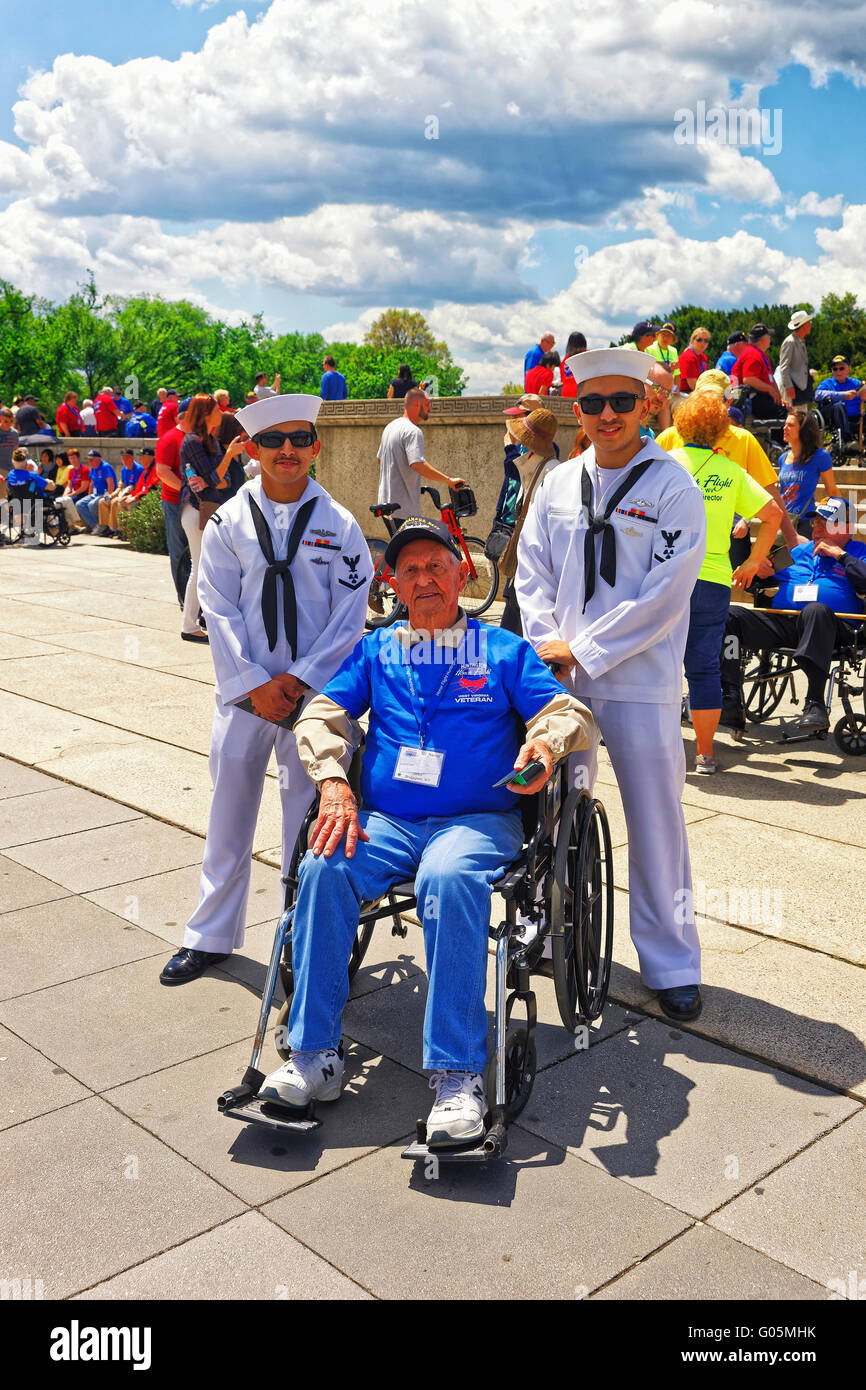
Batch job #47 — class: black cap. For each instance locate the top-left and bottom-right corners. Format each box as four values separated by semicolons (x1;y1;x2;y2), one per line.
726;331;747;345
631;320;659;340
139;446;155;456
86;448;102;457
383;517;462;570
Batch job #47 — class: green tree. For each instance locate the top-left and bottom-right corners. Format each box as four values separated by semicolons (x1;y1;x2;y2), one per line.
0;282;67;408
501;381;523;395
111;296;214;401
363;309;448;359
51;273;120;398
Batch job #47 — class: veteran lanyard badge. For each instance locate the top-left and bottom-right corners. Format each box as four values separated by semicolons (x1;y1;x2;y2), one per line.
393;627;469;787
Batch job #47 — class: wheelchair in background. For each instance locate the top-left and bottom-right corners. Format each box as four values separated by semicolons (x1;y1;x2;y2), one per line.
219;757;615;1164
3;480;71;547
735;614;866;756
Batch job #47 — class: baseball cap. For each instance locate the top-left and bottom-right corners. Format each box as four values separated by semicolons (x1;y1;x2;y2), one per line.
726;331;747;346
631;320;659;340
503;392;546;417
659;321;677;335
694;369;731;397
814;496;856;527
383;516;462;571
831;355;849;366
139;446;155;457
86;448;102;458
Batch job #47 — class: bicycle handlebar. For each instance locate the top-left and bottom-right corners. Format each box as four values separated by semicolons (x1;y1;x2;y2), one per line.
420;485;443;511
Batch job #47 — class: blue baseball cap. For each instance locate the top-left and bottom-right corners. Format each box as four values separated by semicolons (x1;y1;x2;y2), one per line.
814;496;856;526
384;516;462;570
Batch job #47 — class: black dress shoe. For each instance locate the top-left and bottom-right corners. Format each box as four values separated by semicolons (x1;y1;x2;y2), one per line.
657;985;703;1021
159;947;230;985
180;630;209;643
797;699;830;731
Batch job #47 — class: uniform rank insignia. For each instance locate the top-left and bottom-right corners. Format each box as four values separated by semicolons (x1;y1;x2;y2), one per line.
339;553;365;590
302;537;341;551
310;528;337;537
654;529;681;562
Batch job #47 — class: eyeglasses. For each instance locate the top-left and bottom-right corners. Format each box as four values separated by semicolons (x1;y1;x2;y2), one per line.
254;429;316;450
578;392;641;414
832;366;848;371
694;337;710;344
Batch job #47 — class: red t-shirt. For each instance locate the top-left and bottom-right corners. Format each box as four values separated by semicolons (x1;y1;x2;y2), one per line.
732;346;773;387
524;365;554;396
156;425;183;503
132;462;159;499
560;358;577;398
677;348;708;390
94;392;119;431
67;463;91;494
157;402;178;438
56;402;83;435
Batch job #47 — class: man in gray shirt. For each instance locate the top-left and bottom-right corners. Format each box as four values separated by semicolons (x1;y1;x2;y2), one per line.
0;408;19;474
376;388;466;519
778;310;814;407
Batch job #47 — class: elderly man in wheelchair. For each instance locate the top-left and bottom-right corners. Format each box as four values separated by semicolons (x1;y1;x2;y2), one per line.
244;516;594;1151
720;497;866;744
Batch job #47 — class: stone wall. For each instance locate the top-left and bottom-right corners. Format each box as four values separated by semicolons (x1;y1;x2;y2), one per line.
65;396;582;534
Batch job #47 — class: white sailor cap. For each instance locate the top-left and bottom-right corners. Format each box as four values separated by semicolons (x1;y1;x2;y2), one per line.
564;347;655;389
235;393;323;437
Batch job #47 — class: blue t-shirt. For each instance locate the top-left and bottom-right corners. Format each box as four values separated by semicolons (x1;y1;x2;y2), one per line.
7;468;48;494
120;461;144;487
320;370;348;401
815;376;863;420
777;447;833;518
125;412;157;437
88;461;116;496
322;619;567;821
113;396;132;416
523;344;543;376
716;350;737;375
773;541;866;618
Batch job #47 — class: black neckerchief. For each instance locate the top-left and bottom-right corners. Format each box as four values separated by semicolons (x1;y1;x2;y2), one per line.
580;454;655;612
247;491;317;655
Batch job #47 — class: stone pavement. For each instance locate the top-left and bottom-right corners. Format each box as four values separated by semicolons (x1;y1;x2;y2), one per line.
0;537;863;1301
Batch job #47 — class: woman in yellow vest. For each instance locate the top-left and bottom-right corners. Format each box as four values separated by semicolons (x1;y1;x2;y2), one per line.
670;392;782;773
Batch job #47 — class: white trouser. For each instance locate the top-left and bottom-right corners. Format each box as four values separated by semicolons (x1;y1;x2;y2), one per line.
180;504;204;634
183;701;316;954
568;696;699;990
55;495;79;526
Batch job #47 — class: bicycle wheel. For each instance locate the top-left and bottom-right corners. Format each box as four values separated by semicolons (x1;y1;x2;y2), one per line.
364;536;405;630
459;535;499;618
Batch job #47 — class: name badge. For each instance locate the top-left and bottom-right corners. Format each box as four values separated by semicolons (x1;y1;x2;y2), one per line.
394;746;444;787
793;583;819;603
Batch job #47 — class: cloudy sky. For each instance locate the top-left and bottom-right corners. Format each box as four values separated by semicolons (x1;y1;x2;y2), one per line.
2;0;865;391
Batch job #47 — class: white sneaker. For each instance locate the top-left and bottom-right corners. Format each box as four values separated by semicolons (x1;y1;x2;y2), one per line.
695;754;718;775
426;1070;486;1147
259;1045;344;1109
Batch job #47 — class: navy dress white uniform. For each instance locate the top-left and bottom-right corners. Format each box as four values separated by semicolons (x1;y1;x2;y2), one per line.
183;395;372;956
516;349;707;992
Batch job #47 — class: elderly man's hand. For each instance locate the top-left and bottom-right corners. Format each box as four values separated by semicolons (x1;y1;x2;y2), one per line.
310;778;370;858
508;739;553;795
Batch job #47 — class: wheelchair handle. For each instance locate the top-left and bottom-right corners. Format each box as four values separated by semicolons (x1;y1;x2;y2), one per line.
420;485;443;511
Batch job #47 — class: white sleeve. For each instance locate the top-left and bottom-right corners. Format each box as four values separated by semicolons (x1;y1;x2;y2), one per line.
514;483;562;647
289;517;373;692
197;517;272;704
569;484;707;678
406;425;425;465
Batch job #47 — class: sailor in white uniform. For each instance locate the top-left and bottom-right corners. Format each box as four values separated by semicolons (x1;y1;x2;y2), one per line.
160;394;372;984
515;348;708;1021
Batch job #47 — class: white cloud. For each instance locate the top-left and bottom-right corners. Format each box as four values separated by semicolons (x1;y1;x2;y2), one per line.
785;191;845;220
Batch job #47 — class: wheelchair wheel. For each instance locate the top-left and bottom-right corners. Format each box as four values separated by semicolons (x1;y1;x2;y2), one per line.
57;530;70;546
486;1009;537;1122
459;536;499;619
834;713;866;756
364;536;404;630
550;790;614;1031
742;650;797;723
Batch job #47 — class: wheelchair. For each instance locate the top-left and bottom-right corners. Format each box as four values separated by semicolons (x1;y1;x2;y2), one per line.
734;613;866;756
3;481;71;547
218;758;615;1163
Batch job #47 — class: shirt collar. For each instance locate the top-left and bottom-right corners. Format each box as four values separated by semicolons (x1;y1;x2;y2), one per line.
247;473;324;529
395;609;468;649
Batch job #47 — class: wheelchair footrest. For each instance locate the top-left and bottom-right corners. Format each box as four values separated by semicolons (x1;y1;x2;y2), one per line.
217;1087;322;1135
401;1117;508;1163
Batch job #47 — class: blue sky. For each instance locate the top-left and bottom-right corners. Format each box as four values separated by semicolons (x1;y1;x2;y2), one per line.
1;0;864;390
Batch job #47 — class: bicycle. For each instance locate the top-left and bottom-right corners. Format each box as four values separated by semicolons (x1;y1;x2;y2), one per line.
364;485;499;630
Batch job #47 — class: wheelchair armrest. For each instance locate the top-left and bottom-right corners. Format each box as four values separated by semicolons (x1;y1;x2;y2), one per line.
492;860;528;900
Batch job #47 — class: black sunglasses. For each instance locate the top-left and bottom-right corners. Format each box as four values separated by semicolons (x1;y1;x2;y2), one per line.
254;429;317;450
578;391;641;415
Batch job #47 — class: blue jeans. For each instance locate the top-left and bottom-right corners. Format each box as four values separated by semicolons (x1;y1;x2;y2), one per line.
684;578;731;710
76;493;104;528
288;808;523;1071
161;499;190;606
